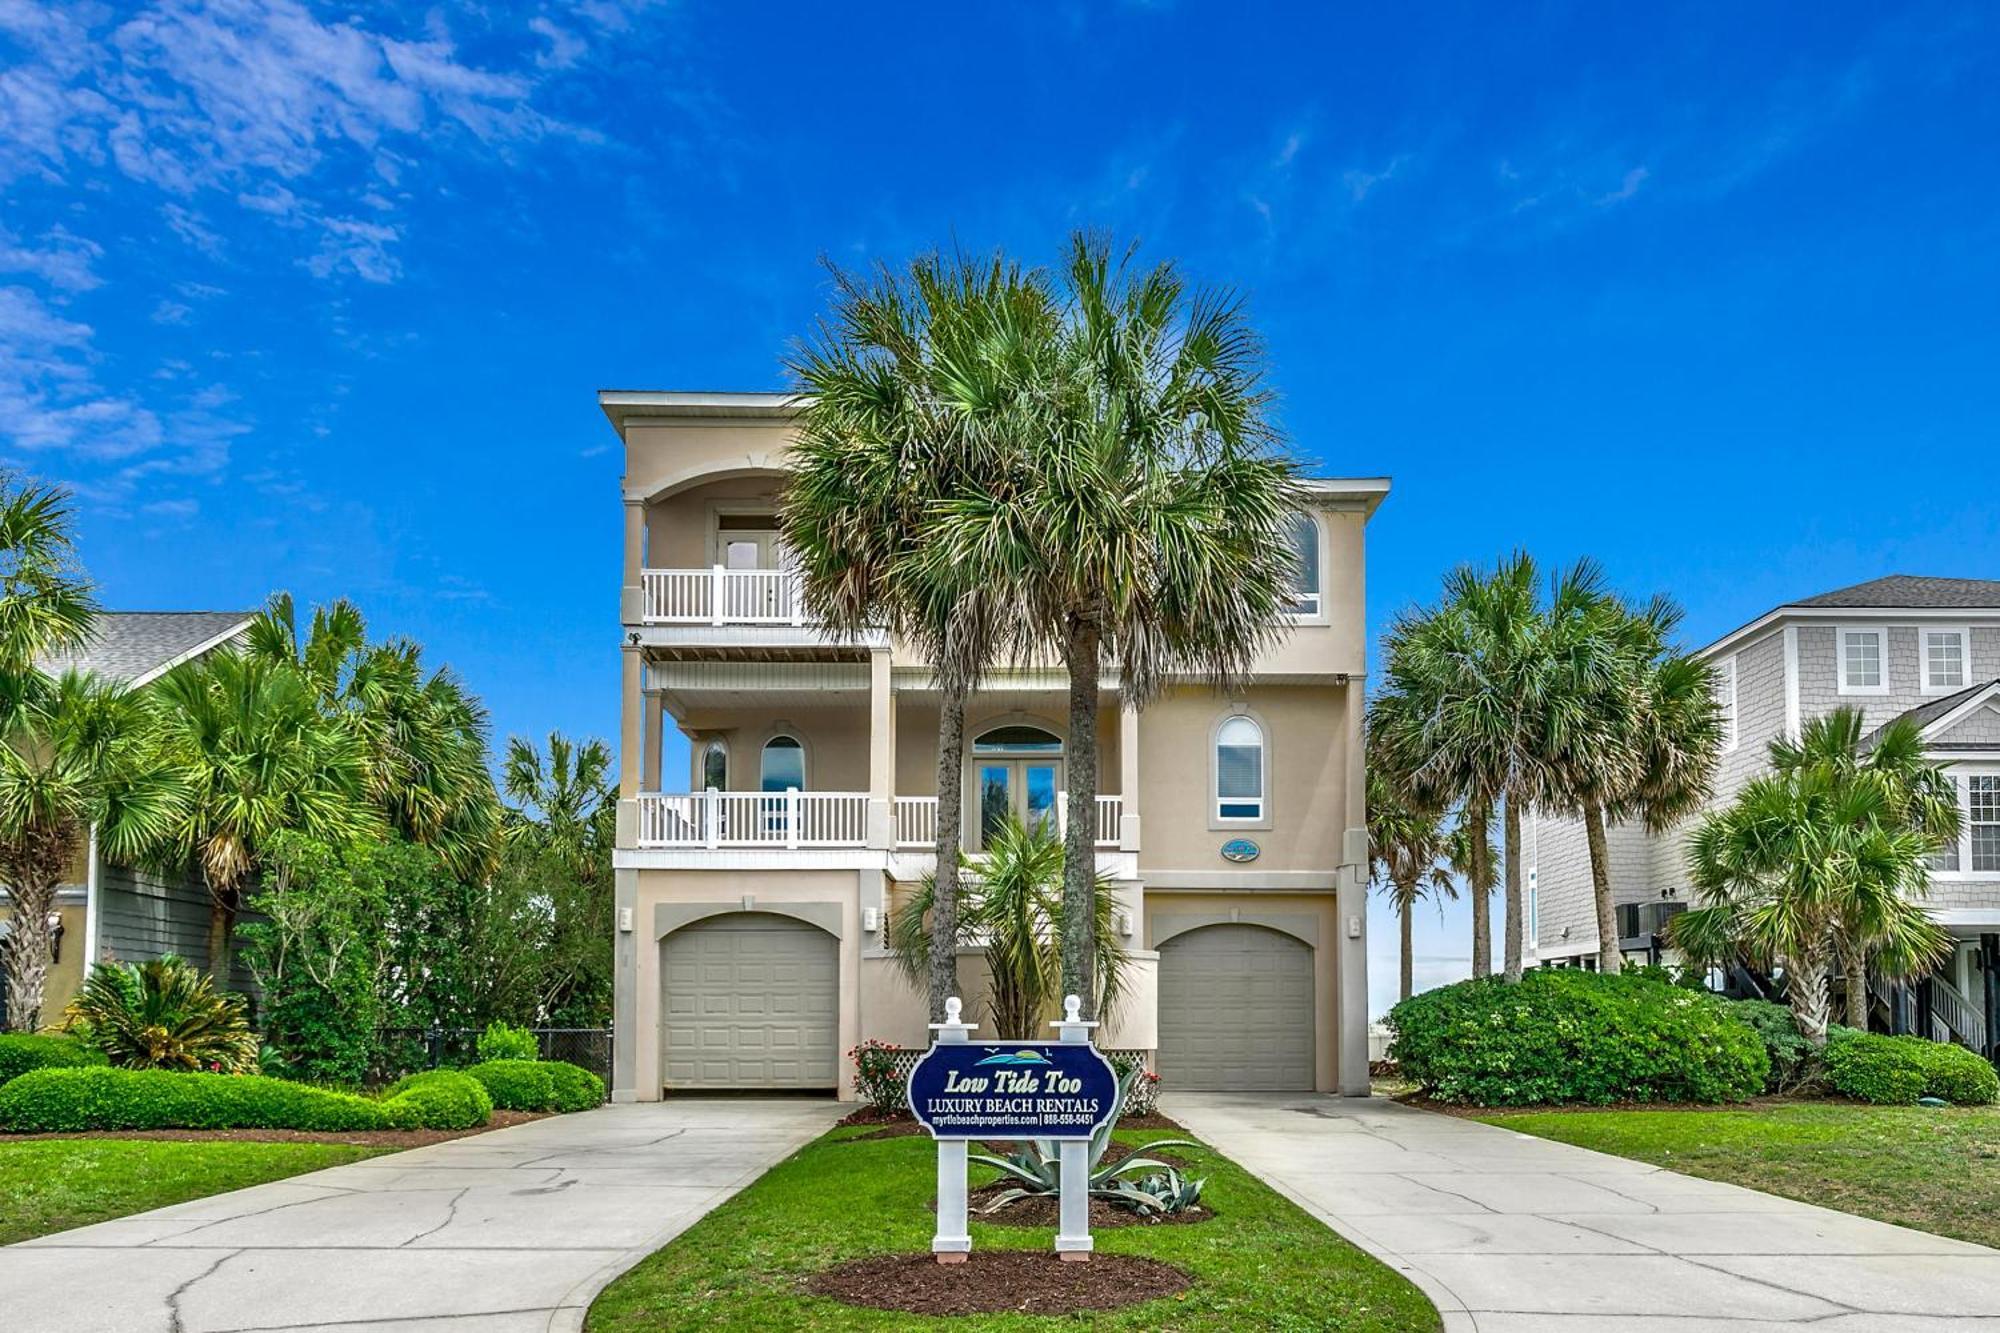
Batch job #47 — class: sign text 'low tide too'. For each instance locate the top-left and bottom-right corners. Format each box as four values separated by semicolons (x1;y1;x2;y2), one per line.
907;994;1118;1263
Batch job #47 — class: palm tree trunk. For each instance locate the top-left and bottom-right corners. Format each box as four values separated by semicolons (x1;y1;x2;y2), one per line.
1583;799;1620;974
1840;936;1870;1032
1786;951;1832;1048
205;871;239;988
1503;794;1525;983
1060;616;1101;1017
1469;800;1491;979
928;678;968;1021
0;858;58;1033
1398;881;1415;1002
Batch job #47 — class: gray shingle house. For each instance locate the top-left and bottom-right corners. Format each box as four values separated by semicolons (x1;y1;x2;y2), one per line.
1528;575;2000;1054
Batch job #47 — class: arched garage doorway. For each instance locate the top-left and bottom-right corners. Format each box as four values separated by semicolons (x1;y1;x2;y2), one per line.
659;913;838;1091
1156;924;1315;1091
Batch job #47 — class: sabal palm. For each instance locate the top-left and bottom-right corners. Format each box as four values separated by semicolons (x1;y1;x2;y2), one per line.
920;234;1303;1012
0;475;96;671
502;732;613;887
148;652;378;980
1442;801;1500;977
1366;759;1454;1002
889;816;1124;1038
784;250;1049;1020
0;670;183;1030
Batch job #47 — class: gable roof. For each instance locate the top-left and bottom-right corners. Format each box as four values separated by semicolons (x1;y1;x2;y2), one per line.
1860;678;2000;752
34;612;255;686
1791;575;2000;610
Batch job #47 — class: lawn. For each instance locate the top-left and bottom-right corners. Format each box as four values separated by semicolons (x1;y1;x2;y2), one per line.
586;1124;1441;1331
0;1139;391;1244
1475;1101;2000;1249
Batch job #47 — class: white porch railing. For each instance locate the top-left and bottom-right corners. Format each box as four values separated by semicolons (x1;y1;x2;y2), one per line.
894;796;937;848
641;567;811;626
637;789;867;848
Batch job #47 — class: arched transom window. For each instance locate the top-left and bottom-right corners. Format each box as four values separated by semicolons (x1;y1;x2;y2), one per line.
760;734;805;792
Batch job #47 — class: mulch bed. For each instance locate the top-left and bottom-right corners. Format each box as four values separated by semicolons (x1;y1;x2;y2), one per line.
808;1250;1192;1315
965;1180;1212;1229
0;1109;549;1147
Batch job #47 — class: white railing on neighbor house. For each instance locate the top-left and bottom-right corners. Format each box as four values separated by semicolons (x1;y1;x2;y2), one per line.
637;790;867;848
641;567;812;626
890;793;1122;850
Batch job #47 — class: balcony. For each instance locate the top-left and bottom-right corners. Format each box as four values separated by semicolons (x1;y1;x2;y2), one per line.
635;790;1124;850
641;567;814;626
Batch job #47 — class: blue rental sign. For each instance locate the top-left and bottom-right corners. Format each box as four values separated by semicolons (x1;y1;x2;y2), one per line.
907;1041;1120;1140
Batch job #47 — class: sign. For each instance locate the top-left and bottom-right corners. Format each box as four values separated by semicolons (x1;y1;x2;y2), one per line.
907;1040;1119;1141
1221;837;1261;863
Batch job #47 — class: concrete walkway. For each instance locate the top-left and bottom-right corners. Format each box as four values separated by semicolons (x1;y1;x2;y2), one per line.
0;1098;841;1333
1168;1091;2000;1332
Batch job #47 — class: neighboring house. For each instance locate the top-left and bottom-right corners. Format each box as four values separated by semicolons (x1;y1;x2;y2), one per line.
0;611;254;1027
603;391;1387;1102
1528;576;2000;1054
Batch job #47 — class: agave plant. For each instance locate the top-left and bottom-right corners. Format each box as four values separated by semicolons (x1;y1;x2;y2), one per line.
65;956;260;1073
971;1067;1206;1217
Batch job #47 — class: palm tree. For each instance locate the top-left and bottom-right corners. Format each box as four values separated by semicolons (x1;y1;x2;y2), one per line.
0;475;96;671
1672;711;1952;1048
148;651;378;981
1443;801;1499;977
1366;760;1453;1001
921;234;1303;1013
0;671;183;1030
501;731;614;887
784;250;1049;1021
888;816;1125;1037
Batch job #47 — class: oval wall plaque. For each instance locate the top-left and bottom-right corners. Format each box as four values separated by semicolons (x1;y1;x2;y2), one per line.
1220;837;1260;863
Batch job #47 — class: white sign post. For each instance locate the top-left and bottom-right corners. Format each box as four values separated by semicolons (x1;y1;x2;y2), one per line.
1050;994;1096;1262
928;996;976;1264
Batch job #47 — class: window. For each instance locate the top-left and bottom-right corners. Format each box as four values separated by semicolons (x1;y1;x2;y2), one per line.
1931;777;1962;871
1716;656;1738;751
1972;776;2000;874
760;734;804;792
1922;629;1968;693
969;726;1062;848
1837;629;1886;694
1285;513;1321;617
700;740;728;791
1215;715;1265;821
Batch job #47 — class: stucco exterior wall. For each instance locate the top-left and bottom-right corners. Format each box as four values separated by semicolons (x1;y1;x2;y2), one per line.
675;705;870;792
0;896;84;1029
644;475;784;568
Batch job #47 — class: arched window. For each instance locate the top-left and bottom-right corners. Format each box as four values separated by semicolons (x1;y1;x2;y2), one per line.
969;724;1063;848
700;740;728;791
760;734;805;792
1215;715;1265;822
1287;513;1321;616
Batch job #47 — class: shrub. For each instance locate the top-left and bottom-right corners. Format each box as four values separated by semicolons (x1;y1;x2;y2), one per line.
1824;1030;2000;1106
0;1065;493;1132
1387;970;1769;1106
465;1059;557;1111
0;1034;105;1086
1730;999;1816;1093
848;1039;905;1115
545;1060;604;1111
1108;1053;1161;1116
476;1021;539;1064
65;957;259;1073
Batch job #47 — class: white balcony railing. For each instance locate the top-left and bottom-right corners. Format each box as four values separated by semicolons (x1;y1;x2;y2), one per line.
637;789;867;848
641;567;811;626
894;796;937;848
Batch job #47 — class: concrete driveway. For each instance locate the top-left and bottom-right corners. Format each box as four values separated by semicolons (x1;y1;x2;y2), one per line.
1168;1091;2000;1332
0;1098;840;1333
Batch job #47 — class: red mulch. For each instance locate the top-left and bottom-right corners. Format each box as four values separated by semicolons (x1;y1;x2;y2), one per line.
0;1110;548;1147
808;1250;1192;1315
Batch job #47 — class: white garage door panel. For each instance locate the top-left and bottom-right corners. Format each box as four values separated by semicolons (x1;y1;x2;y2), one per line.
660;914;838;1090
1157;924;1315;1091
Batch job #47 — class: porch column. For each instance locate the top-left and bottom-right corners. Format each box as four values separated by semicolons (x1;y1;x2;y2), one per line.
641;690;664;792
1336;677;1370;1097
1982;934;1999;1062
617;646;643;847
620;497;645;624
1118;698;1141;852
866;647;895;849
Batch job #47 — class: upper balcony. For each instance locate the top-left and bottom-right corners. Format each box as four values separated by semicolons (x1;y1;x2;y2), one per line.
641;567;818;628
634;789;1124;851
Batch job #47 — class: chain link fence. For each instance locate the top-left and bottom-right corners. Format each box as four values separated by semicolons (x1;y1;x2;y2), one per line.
372;1026;614;1099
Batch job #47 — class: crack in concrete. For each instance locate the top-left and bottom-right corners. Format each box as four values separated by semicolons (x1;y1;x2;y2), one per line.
165;1249;239;1333
514;1126;685;1169
398;1187;469;1248
151;1187;361;1245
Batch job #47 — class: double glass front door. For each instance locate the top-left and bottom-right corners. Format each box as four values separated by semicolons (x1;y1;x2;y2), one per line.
976;759;1060;848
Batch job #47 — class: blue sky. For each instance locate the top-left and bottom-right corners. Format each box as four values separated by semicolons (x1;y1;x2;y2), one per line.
4;2;1997;1015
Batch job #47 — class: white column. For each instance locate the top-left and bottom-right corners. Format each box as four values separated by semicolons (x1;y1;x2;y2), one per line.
1118;699;1141;852
866;648;895;849
931;997;977;1262
1052;994;1098;1260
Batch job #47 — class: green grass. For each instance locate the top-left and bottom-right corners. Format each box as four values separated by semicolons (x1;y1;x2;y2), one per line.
0;1139;391;1244
1475;1101;2000;1249
587;1126;1441;1331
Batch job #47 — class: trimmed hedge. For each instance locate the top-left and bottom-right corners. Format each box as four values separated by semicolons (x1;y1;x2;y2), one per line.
464;1059;603;1112
1824;1030;2000;1106
0;1066;492;1133
0;1034;105;1087
545;1061;605;1112
1388;970;1769;1106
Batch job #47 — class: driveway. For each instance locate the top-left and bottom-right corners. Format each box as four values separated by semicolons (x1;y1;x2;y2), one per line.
0;1098;841;1333
1168;1091;2000;1332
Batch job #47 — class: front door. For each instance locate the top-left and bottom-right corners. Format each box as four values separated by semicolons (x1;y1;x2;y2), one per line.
975;758;1061;848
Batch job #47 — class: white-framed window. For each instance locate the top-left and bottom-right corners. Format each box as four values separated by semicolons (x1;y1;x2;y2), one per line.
700;740;728;791
1930;775;1962;871
1214;714;1266;822
1716;656;1738;752
1836;628;1887;695
1921;628;1969;694
1972;776;2000;874
1285;513;1321;617
760;734;805;792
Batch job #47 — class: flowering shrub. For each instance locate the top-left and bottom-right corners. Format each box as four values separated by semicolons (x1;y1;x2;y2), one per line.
1108;1053;1161;1116
849;1039;906;1114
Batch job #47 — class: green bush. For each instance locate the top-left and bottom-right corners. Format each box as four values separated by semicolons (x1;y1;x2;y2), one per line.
476;1021;539;1063
1824;1030;2000;1106
466;1059;557;1110
0;1066;493;1132
1729;999;1815;1092
1387;970;1769;1106
545;1061;605;1111
0;1034;105;1086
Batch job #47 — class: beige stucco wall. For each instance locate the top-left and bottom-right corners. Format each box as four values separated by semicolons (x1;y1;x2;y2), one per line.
643;475;784;569
0;898;85;1030
677;705;870;792
891;697;1121;799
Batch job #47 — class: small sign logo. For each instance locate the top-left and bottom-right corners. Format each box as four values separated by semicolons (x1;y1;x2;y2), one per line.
1221;837;1260;863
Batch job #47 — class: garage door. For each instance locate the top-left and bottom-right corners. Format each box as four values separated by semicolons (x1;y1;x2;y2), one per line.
659;913;838;1090
1156;924;1315;1091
